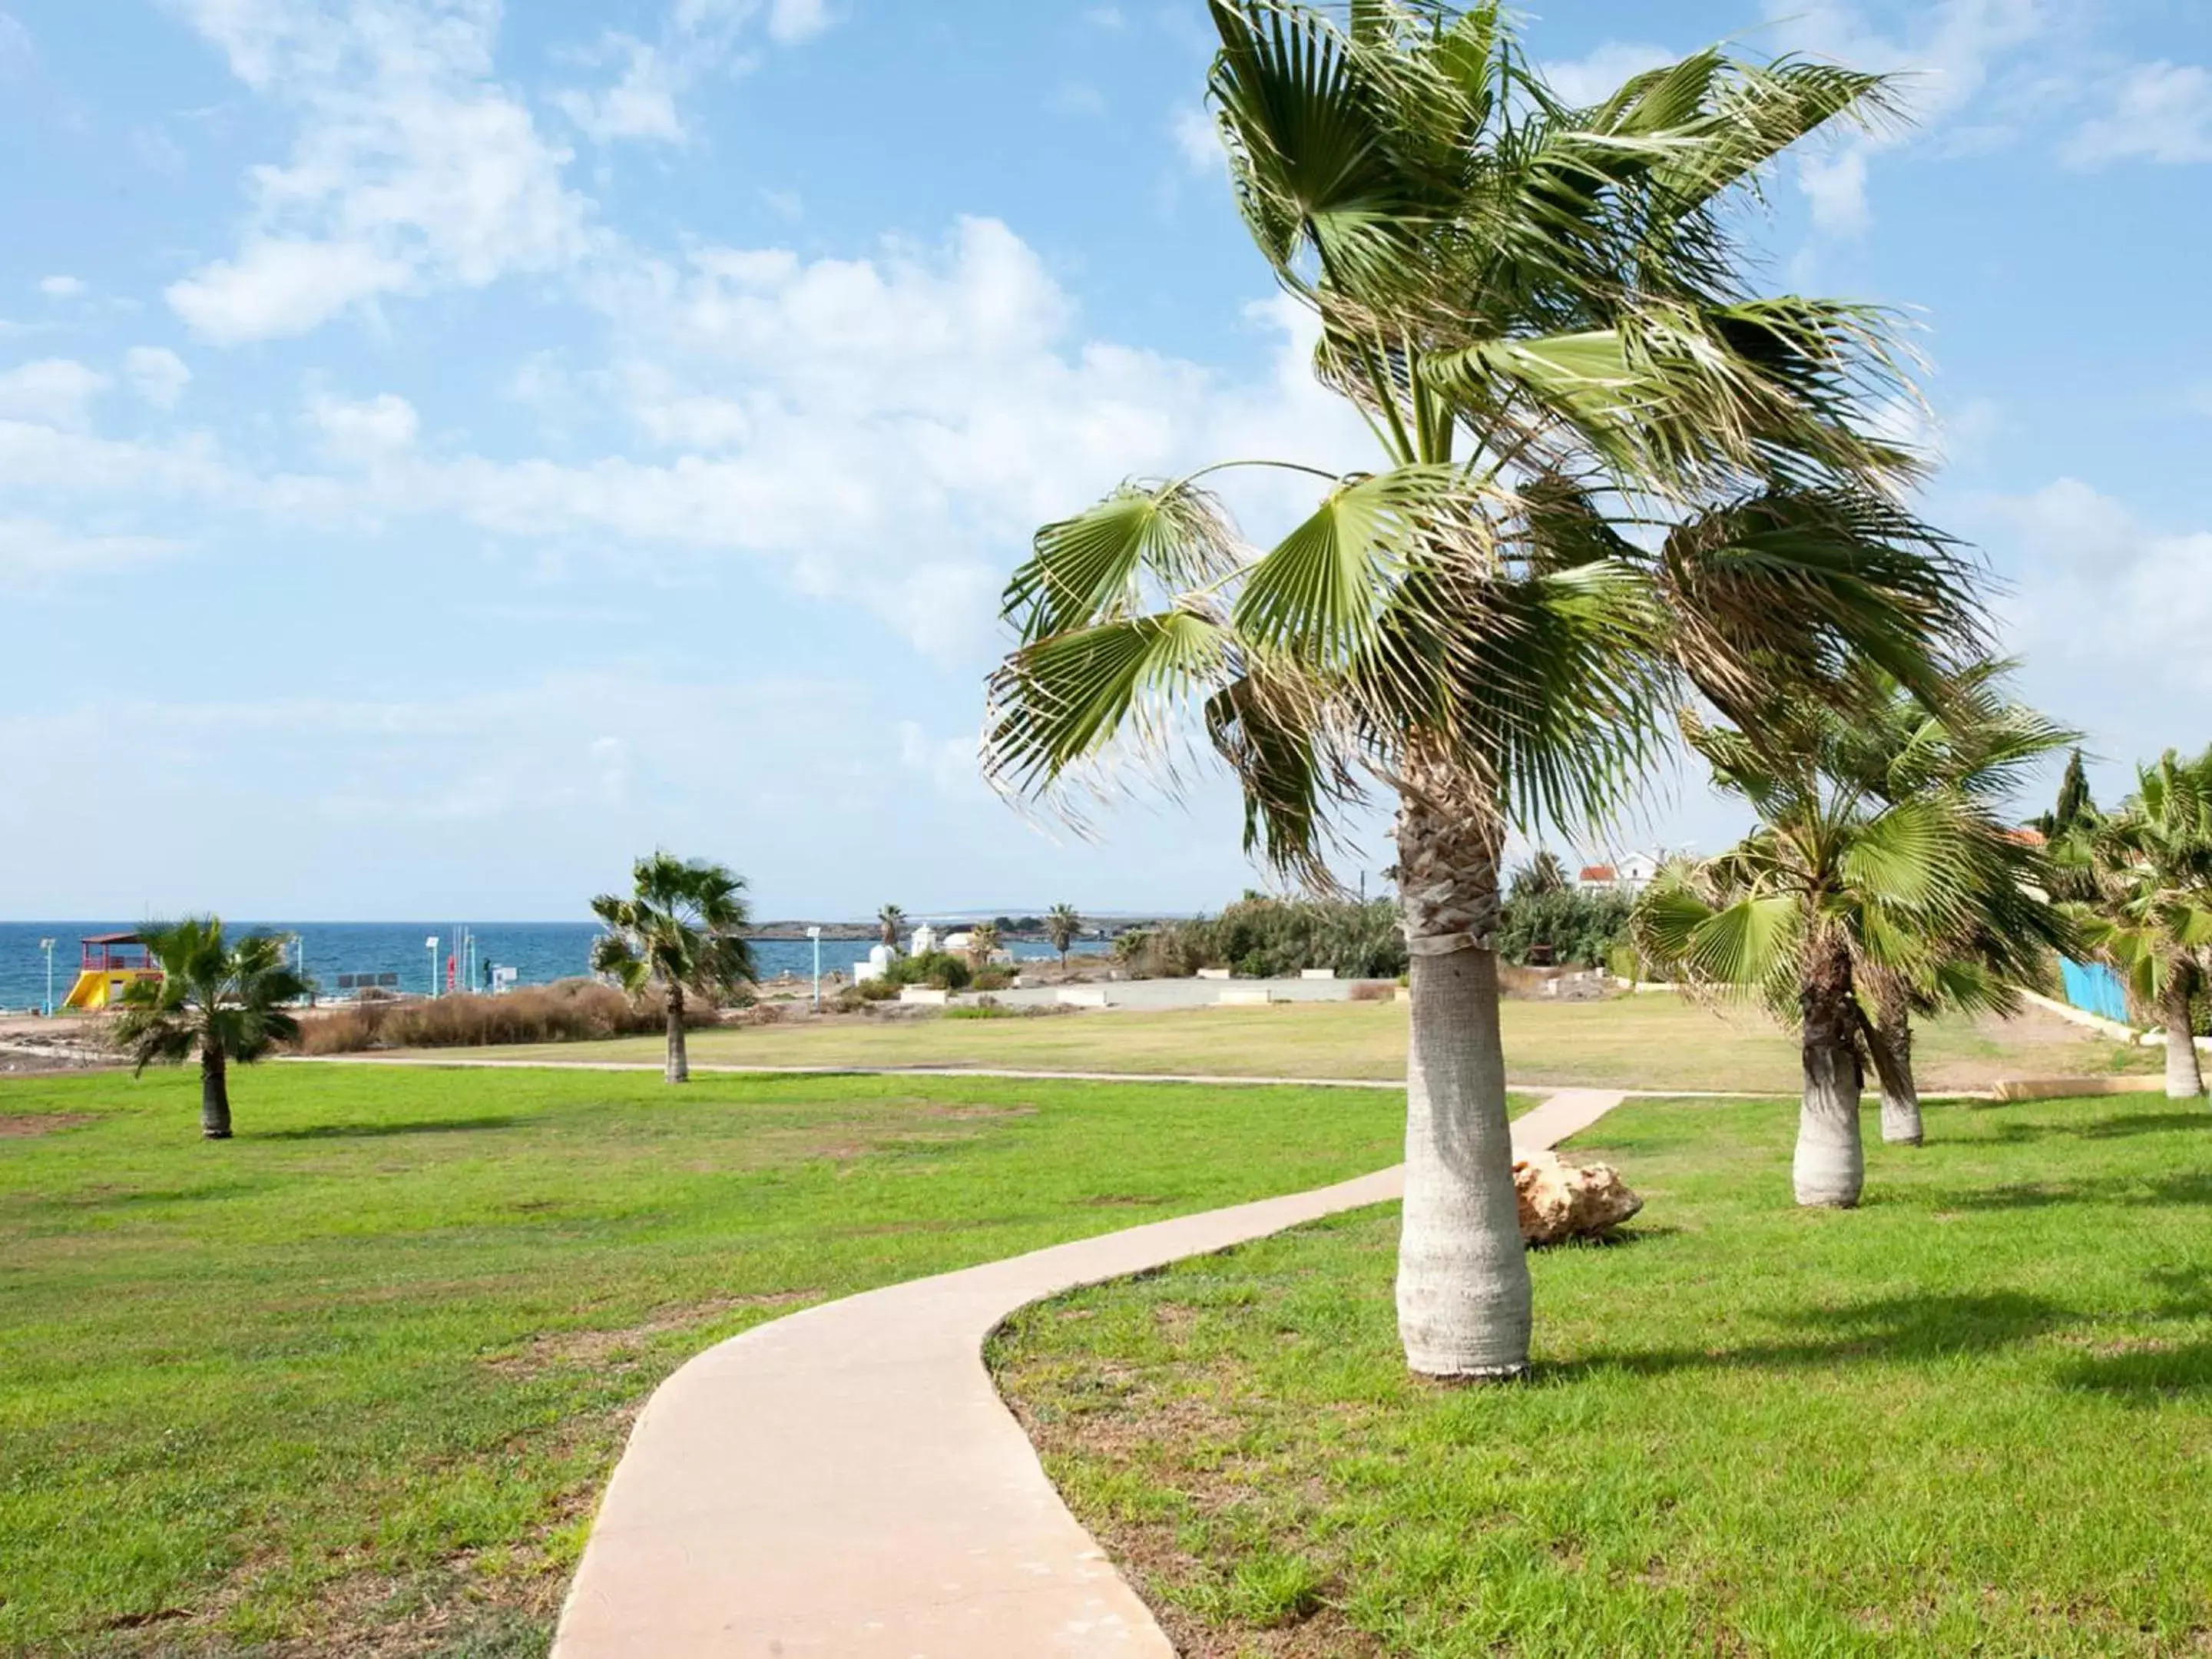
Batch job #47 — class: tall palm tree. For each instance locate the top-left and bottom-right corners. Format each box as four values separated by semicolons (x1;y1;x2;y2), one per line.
2067;750;2212;1100
966;920;1002;975
1508;851;1569;901
879;904;906;953
985;3;1983;1376
112;919;309;1140
1823;663;2077;1144
1045;902;1083;967
1635;699;2065;1205
591;853;757;1084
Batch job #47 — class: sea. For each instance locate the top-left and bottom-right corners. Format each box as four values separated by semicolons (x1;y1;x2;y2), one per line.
0;922;1107;1013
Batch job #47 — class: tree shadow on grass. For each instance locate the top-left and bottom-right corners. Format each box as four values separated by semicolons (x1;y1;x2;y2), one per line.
1980;1111;2212;1146
2054;1340;2212;1402
1554;1290;2071;1382
257;1116;523;1141
1941;1171;2212;1213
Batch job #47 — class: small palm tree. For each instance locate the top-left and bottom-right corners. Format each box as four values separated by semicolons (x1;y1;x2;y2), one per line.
1636;699;2064;1205
967;920;1002;975
1820;663;2078;1144
112;919;309;1139
879;904;906;953
1045;903;1082;967
591;853;757;1084
1508;852;1570;902
987;4;1982;1376
2067;750;2212;1100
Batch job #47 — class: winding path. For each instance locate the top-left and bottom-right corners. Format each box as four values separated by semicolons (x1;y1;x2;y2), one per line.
549;1088;1626;1658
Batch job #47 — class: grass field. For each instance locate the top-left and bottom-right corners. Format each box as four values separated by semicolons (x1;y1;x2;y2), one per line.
0;1063;1426;1656
992;1091;2212;1657
405;994;2153;1095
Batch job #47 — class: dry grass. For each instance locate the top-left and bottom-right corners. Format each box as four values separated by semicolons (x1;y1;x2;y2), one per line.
295;981;716;1055
402;994;2157;1096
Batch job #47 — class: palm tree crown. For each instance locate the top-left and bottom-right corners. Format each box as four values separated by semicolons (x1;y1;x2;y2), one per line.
879;904;906;952
591;853;757;1084
113;918;310;1139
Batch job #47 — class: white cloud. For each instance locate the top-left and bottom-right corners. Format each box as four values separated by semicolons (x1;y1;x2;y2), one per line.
0;358;109;428
306;392;421;464
0;12;30;78
123;346;192;409
38;275;84;300
766;0;830;45
166;0;593;343
0;211;1368;656
1540;41;1674;107
555;36;685;145
0;517;184;583
1981;479;2212;719
2064;62;2212;167
1171;105;1221;174
1084;6;1126;28
1798;146;1873;238
899;718;985;800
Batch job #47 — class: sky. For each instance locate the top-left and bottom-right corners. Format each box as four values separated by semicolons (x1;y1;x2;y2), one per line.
0;0;2207;922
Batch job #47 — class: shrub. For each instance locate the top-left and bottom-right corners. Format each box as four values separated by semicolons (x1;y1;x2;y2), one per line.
1496;887;1633;969
1121;896;1410;980
886;951;972;992
972;965;1016;992
296;979;717;1055
1349;980;1398;1002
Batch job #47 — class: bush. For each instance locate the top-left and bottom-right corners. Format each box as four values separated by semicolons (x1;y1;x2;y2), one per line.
972;965;1016;992
1121;896;1410;981
1349;980;1399;1002
886;951;972;992
296;979;718;1055
1496;887;1633;969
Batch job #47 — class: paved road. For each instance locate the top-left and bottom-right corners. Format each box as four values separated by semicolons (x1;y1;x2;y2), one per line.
550;1088;1628;1659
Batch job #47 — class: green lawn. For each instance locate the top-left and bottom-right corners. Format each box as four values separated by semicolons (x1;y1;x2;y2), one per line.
0;1064;1423;1656
399;994;2152;1095
992;1093;2212;1657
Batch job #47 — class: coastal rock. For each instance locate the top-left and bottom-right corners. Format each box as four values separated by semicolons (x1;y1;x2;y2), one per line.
1513;1152;1642;1245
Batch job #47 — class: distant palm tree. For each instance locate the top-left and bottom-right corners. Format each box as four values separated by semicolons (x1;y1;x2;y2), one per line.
1828;663;2076;1144
1508;852;1570;902
879;904;906;953
2067;750;2212;1100
1637;697;2065;1205
1045;903;1082;967
967;920;1002;974
112;919;310;1139
591;853;757;1084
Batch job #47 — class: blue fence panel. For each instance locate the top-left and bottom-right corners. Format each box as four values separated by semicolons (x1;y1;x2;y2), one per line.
2059;958;2131;1025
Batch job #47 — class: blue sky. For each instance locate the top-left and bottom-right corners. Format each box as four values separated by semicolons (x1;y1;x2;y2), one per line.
0;0;2207;921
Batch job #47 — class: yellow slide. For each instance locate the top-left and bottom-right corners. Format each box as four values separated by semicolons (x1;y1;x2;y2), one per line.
63;969;157;1010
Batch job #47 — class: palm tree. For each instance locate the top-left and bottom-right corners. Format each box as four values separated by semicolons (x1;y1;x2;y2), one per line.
2067;750;2212;1100
1508;851;1569;902
590;853;757;1084
1045;903;1083;967
985;4;1982;1376
1636;697;2065;1205
967;920;1002;975
1821;663;2077;1144
878;904;906;954
112;919;309;1139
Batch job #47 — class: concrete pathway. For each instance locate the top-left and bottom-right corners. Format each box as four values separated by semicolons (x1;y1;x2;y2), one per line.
550;1088;1626;1659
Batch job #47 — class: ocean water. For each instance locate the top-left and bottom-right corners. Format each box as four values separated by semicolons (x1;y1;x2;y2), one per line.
0;923;1104;1012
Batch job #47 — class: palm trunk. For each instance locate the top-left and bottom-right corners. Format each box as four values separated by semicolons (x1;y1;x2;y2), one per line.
1796;939;1865;1207
665;983;690;1085
2163;968;2203;1100
1393;780;1529;1381
1868;979;1922;1147
200;1045;232;1140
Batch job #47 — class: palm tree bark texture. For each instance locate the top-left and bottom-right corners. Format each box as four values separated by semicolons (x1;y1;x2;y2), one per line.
1796;935;1866;1207
1394;774;1529;1379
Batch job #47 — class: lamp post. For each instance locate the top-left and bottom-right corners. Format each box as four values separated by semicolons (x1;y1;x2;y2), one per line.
38;938;55;1017
806;926;823;1012
426;935;439;1000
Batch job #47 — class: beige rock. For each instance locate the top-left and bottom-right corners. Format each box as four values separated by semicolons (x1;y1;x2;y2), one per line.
1514;1151;1643;1244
